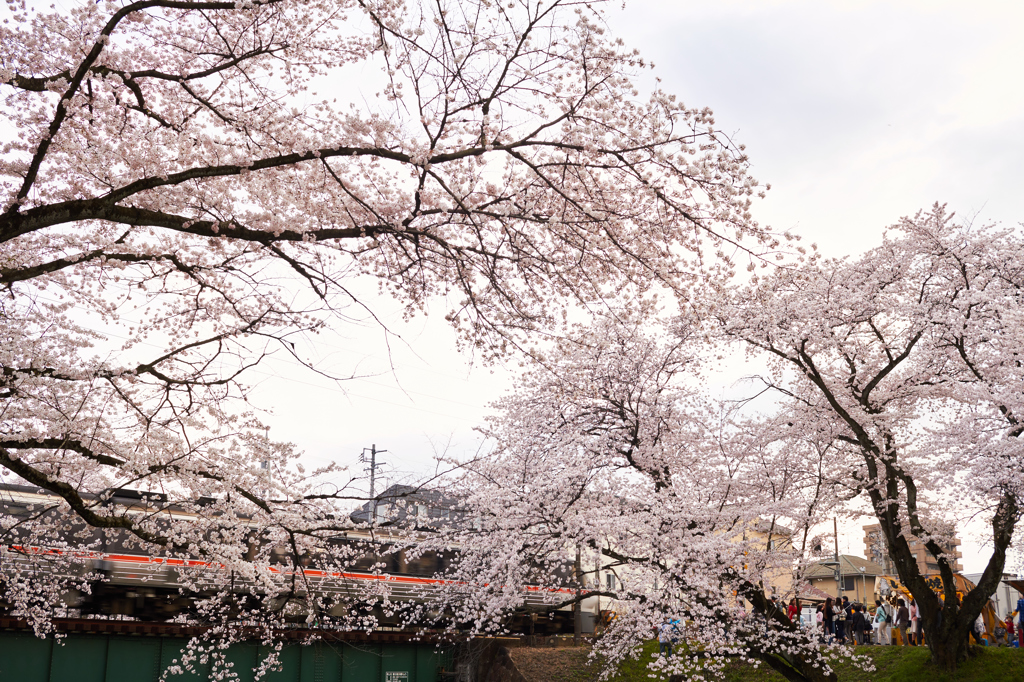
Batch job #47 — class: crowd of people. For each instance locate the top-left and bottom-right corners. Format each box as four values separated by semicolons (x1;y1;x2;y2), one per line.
655;592;1024;657
792;595;922;646
735;593;923;646
801;593;995;647
783;591;1024;648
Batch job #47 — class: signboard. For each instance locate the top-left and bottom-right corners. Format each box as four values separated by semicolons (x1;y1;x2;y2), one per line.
386;672;409;682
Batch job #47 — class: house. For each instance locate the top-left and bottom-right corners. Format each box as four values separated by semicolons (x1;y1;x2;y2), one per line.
804;554;886;603
349;483;469;529
746;519;796;600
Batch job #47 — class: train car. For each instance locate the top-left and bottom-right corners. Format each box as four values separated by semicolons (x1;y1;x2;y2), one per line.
0;483;583;632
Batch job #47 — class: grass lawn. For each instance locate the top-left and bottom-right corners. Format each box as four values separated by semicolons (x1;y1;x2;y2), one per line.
605;641;1024;682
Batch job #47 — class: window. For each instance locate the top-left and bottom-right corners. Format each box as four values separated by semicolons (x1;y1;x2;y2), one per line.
606;573;616;591
842;576;856;592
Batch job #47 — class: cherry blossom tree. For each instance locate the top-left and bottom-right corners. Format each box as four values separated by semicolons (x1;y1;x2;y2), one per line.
720;206;1024;671
0;0;777;648
430;311;854;682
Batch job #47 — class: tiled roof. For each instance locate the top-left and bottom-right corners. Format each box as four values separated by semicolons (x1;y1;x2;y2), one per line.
796;582;834;602
349;483;465;527
752;518;794;536
805;554;886;578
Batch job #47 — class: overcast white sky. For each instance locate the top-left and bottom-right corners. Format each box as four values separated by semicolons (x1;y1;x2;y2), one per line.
247;0;1024;573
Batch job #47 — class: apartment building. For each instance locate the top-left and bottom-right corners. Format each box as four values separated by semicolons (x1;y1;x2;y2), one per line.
863;523;963;576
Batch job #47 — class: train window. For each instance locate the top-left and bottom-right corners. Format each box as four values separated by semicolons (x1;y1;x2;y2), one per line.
352;552;377;571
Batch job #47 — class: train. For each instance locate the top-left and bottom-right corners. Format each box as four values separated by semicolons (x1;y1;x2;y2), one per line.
0;483;588;635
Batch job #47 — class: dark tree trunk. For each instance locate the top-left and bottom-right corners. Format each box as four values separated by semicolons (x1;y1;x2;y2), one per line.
757;651;837;682
927;629;970;672
741;582;837;682
875;487;1018;672
728;255;1024;674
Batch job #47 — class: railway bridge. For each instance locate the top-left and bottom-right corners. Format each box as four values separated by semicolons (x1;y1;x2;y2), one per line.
0;618;458;682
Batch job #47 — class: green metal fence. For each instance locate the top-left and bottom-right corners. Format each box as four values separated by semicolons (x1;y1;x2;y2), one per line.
0;631;453;682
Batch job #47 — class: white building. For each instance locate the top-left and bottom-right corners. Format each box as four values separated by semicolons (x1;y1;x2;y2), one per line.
963;573;1023;620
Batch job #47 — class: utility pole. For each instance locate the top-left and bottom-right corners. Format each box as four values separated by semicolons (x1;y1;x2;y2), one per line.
261;427;271;500
834;517;843;600
574;546;582;646
360;444;387;525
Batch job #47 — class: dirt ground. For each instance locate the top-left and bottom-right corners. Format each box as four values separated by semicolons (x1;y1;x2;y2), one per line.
508;646;600;682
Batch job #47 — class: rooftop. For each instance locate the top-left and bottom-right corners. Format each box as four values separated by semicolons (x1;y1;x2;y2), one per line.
796;582;834;602
349;483;466;528
805;554;887;579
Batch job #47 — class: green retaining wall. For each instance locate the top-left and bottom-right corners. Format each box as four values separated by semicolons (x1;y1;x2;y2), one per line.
0;631;452;682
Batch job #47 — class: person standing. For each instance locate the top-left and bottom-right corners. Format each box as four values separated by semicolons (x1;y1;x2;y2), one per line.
995;618;1008;646
875;599;891;645
787;598;799;625
864;605;876;645
823;597;835;642
972;613;987;645
835;596;847;644
1017;594;1024;648
658;620;675;657
850;605;866;645
896;598;910;646
908;598;919;645
842;596;853;643
889;597;901;645
768;595;782;629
